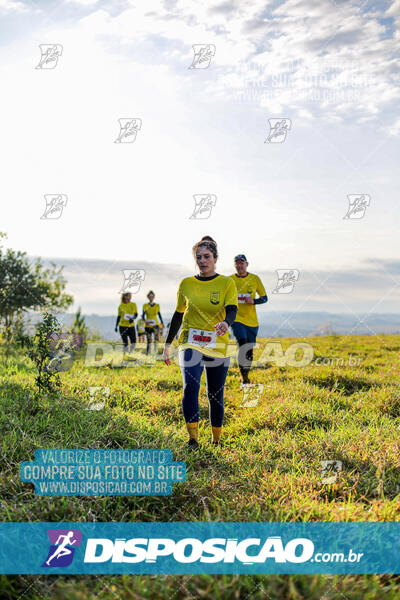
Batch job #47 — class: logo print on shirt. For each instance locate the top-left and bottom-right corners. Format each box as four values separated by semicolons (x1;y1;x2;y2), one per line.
210;291;220;305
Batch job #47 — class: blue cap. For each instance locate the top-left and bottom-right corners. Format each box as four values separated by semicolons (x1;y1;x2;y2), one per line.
234;254;247;262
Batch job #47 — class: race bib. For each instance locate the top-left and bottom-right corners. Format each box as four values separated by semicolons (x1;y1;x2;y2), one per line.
238;293;251;304
146;319;156;326
124;313;134;320
188;328;217;348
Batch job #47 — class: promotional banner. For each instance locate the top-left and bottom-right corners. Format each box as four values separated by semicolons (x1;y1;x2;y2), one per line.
0;522;398;575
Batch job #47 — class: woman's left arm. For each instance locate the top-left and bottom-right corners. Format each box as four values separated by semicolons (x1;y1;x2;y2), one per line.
214;304;237;335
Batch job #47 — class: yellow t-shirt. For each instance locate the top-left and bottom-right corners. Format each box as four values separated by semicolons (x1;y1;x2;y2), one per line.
143;303;161;327
229;272;266;327
175;274;238;358
136;318;145;334
118;302;138;327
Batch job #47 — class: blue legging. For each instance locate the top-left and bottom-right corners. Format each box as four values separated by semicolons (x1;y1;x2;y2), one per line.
179;348;230;427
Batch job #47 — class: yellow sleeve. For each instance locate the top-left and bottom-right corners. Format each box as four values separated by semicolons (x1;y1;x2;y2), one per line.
256;275;266;297
224;278;238;306
175;280;187;313
118;304;123;317
132;303;138;314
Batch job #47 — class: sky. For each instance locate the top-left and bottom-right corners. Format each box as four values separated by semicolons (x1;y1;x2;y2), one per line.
0;0;399;316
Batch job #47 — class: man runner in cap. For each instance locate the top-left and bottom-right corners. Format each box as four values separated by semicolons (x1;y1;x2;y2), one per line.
230;254;268;384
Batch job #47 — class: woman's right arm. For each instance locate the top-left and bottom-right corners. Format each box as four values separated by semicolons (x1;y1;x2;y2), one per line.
163;311;183;365
115;315;121;331
165;311;183;344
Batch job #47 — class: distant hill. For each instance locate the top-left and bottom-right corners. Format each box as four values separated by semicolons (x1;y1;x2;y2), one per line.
23;311;400;339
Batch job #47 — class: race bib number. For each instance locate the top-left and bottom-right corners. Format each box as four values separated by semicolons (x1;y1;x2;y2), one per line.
146;319;156;326
188;328;217;348
124;314;134;320
238;293;251;304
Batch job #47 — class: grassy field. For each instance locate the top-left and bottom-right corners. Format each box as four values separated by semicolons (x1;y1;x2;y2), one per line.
1;334;400;599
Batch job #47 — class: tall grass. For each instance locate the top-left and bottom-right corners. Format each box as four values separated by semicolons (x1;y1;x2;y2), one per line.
1;334;399;599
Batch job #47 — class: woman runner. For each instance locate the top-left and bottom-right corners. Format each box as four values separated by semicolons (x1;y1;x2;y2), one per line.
115;292;138;355
163;236;238;450
230;254;268;384
136;316;146;343
142;291;164;355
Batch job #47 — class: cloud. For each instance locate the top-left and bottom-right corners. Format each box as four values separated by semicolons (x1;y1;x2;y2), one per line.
65;0;99;6
0;0;27;13
1;0;395;127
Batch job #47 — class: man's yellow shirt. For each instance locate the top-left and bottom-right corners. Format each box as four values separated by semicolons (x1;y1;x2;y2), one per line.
118;302;138;327
175;275;238;358
229;272;266;327
143;303;161;326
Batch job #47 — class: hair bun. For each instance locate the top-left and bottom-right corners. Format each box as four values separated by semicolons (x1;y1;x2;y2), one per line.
192;236;218;259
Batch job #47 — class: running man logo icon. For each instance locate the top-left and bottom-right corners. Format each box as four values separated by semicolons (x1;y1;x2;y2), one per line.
343;194;370;219
40;194;67;220
264;119;292;143
114;118;142;143
35;44;63;69
119;269;146;294
42;529;82;568
240;384;264;407
189;194;217;219
188;44;216;69
87;386;110;411
272;269;299;294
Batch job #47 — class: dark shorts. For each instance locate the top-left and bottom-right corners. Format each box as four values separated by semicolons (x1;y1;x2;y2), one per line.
231;321;259;345
119;326;136;345
145;326;159;335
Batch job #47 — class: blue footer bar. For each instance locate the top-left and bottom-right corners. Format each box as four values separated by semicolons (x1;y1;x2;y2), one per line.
0;522;398;574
